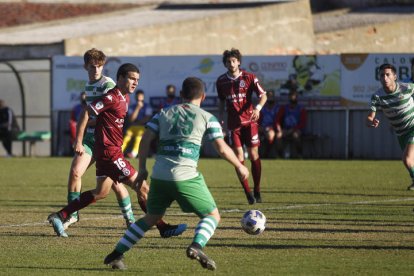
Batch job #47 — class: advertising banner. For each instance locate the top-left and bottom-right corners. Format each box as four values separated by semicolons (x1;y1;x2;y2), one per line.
242;55;341;107
341;53;414;107
52;54;342;110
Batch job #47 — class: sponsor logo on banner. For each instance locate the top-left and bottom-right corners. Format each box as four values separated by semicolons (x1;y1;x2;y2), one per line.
196;58;215;74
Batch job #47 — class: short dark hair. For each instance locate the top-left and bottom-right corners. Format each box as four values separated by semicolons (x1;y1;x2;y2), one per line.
136;89;144;96
379;63;396;74
181;77;205;100
222;48;242;66
116;63;139;81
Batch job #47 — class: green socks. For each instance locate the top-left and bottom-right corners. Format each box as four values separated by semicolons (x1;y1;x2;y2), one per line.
193;216;218;248
67;191;80;219
118;196;135;223
115;219;150;253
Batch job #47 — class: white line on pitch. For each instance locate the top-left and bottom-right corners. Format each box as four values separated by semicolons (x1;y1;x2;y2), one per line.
1;197;413;228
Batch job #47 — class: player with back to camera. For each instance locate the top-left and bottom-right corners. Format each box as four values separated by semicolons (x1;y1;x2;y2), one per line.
216;48;267;204
48;63;187;239
367;63;414;191
104;77;249;271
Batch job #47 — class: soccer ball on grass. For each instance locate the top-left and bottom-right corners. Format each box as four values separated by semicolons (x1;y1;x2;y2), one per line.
240;210;266;235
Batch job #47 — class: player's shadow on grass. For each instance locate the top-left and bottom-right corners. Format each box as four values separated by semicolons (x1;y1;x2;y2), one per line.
208;242;414;251
268;218;414;228
208;241;414;251
264;189;404;198
264;226;414;234
216;225;414;234
2;266;118;272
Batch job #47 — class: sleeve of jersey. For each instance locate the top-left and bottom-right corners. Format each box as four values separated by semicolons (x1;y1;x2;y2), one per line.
146;113;160;134
102;79;116;94
89;94;113;116
369;94;379;112
409;83;414;95
253;77;266;97
206;116;224;141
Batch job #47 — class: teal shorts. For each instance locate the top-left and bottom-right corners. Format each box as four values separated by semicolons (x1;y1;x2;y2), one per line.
82;132;95;156
397;129;414;150
147;173;217;217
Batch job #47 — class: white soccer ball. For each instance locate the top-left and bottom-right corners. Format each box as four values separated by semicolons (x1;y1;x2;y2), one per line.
240;210;266;235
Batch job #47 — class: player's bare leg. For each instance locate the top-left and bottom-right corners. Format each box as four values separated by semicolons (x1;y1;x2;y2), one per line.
64;153;94;229
49;176;114;237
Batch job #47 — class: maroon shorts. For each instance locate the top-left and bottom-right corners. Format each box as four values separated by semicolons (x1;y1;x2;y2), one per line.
95;149;137;182
228;123;260;148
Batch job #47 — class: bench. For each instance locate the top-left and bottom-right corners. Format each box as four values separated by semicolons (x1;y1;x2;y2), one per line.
16;131;51;157
278;133;329;159
301;133;330;158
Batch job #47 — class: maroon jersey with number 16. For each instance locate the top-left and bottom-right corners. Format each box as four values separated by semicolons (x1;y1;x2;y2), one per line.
216;70;266;130
89;87;129;154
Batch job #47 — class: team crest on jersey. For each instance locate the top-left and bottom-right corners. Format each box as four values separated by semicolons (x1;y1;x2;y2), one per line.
95;101;104;110
239;80;246;88
106;95;113;101
122;168;131;176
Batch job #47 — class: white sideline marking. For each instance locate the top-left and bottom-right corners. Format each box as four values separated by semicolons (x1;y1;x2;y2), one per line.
1;197;414;228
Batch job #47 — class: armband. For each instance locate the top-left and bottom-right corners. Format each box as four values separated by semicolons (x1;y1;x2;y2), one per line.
255;104;263;111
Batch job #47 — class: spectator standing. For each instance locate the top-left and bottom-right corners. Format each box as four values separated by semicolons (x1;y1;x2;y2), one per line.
122;89;153;158
158;84;180;111
275;89;307;158
0;99;19;157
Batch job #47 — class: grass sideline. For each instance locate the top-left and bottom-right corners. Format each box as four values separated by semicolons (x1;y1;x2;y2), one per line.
0;158;414;275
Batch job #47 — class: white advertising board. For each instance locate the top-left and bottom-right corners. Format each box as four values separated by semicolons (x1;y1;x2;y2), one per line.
52;54;342;110
341;53;413;107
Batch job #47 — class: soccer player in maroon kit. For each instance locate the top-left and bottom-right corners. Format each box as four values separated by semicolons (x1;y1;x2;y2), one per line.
216;48;268;204
48;63;187;238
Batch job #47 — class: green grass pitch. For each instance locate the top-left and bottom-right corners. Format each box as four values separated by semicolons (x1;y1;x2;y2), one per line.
0;158;413;275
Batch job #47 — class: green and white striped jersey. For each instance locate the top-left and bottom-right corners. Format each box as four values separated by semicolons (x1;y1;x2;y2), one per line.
147;103;224;181
370;82;414;136
84;75;116;134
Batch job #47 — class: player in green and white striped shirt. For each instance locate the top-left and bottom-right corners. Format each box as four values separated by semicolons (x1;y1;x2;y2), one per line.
104;77;250;271
367;63;414;191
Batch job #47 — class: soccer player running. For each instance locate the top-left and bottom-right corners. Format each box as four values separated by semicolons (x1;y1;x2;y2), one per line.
104;77;249;271
64;48;136;229
48;63;187;238
216;48;267;204
367;63;414;191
